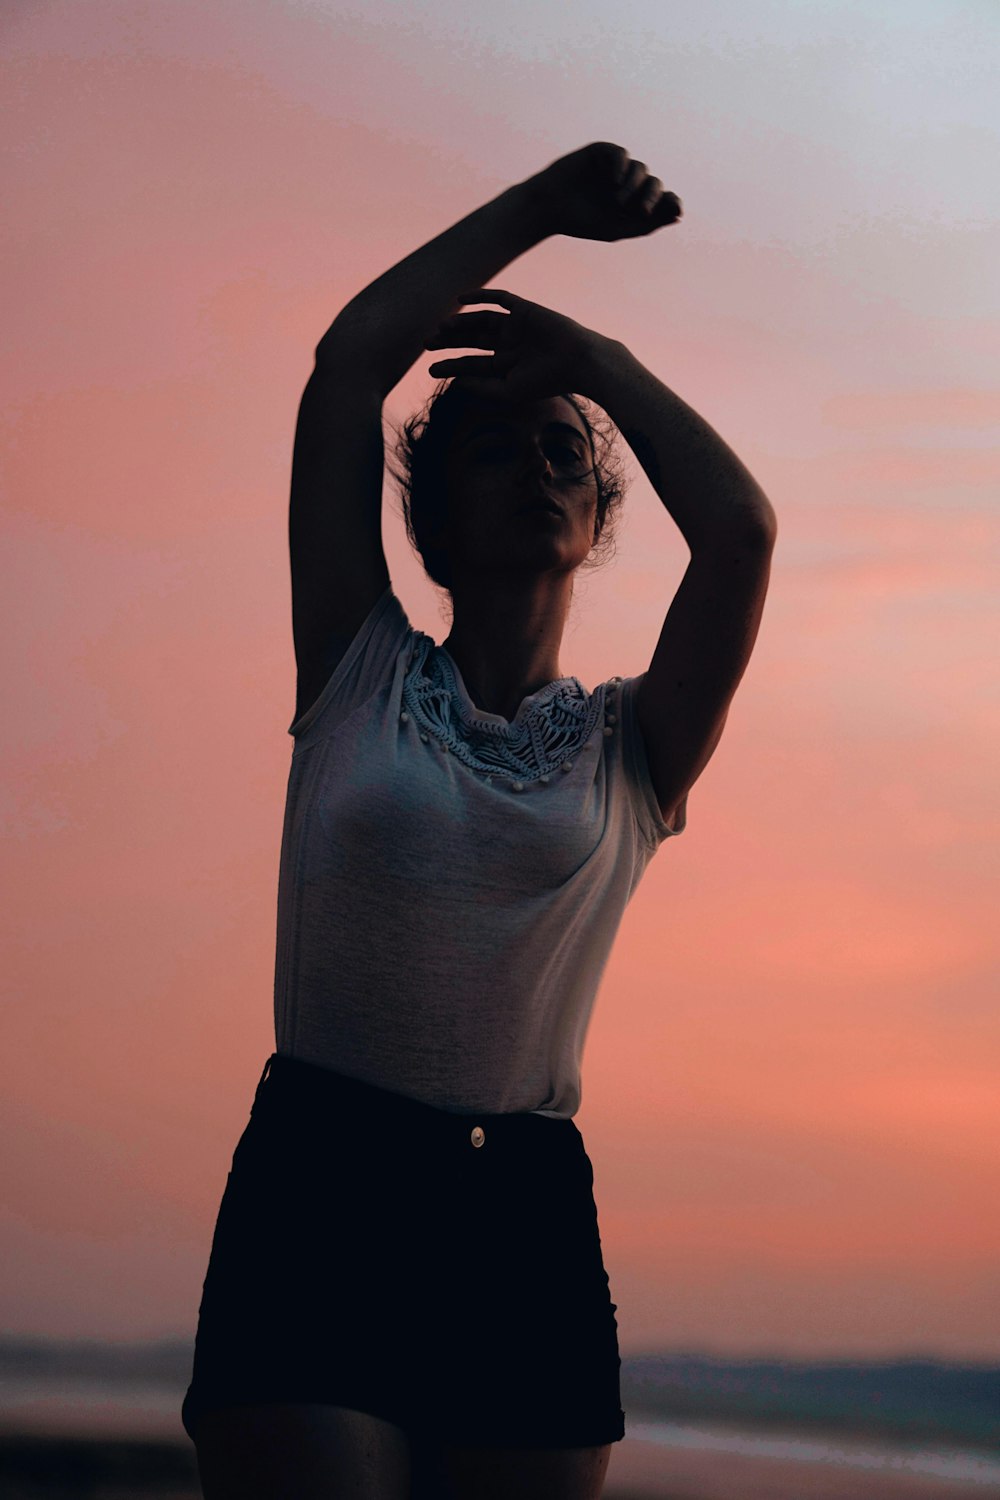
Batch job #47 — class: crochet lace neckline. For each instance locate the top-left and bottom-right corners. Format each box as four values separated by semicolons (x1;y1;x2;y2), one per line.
401;631;608;782
439;643;576;727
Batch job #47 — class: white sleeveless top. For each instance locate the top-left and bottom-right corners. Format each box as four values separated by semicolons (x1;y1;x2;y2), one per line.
273;584;687;1118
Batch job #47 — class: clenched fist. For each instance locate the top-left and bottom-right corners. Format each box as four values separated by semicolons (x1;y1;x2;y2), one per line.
521;141;682;242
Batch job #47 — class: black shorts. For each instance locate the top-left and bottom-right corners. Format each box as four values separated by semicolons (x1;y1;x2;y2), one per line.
181;1053;626;1454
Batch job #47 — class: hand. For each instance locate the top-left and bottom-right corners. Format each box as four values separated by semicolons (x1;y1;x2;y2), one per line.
425;288;609;402
521;141;682;242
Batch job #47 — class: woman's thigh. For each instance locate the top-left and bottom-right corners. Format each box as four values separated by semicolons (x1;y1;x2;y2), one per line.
439;1441;613;1500
193;1402;411;1500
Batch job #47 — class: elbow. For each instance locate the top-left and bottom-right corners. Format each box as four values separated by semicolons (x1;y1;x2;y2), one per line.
747;496;778;545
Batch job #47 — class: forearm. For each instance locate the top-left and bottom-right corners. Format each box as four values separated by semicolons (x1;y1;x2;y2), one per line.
582;339;777;552
315;181;546;397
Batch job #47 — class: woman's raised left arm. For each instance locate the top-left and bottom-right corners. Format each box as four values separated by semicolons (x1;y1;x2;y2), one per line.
581;337;777;549
580;339;777;830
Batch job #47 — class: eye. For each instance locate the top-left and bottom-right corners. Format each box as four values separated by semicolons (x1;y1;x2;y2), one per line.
469;437;589;470
555;447;595;481
475;441;510;459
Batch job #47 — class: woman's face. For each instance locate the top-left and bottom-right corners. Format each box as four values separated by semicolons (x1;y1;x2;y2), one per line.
438;394;600;586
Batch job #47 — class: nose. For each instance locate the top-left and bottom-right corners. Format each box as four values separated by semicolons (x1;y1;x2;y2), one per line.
519;438;556;484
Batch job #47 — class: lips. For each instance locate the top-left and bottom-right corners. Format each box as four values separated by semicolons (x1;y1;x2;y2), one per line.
519;496;564;518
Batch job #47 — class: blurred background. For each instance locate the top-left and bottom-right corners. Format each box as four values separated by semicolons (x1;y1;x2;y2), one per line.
2;0;998;1495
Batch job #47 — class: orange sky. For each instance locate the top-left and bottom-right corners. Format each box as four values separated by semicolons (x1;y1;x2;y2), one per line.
3;1;998;1360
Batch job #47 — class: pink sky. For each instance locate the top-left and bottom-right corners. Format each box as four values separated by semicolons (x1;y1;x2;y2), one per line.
2;1;998;1360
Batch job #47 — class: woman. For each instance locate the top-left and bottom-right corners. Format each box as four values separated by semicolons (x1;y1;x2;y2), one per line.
181;141;777;1500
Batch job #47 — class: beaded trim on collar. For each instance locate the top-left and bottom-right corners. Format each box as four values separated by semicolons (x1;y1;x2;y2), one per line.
399;632;621;789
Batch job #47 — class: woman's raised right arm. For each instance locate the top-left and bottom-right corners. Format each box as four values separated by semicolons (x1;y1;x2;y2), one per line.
313;178;549;395
289;178;550;728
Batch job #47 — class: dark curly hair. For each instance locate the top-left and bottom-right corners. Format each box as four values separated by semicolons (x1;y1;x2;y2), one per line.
385;379;628;600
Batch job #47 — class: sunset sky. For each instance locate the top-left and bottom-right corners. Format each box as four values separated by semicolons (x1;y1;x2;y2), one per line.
3;0;998;1362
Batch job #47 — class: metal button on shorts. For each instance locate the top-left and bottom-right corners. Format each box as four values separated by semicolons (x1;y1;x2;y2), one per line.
470;1125;485;1148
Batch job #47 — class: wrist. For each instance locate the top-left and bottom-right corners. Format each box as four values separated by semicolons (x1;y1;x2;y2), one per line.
505;176;558;244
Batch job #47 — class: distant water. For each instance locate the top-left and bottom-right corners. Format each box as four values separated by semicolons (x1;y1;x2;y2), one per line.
625;1415;1000;1489
4;1375;1000;1491
2;1338;999;1495
0;1374;186;1440
5;1378;1000;1491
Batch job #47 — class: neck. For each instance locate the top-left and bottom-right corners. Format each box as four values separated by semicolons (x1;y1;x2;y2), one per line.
442;572;573;721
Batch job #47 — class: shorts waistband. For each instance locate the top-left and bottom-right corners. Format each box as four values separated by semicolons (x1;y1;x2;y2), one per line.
250;1053;578;1147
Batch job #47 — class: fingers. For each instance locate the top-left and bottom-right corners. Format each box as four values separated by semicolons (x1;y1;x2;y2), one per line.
616;159;647;204
638;176;664;213
457;287;520;306
425;309;511;350
651;190;683;226
613;160;682;225
427;351;516;379
610;144;630;185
